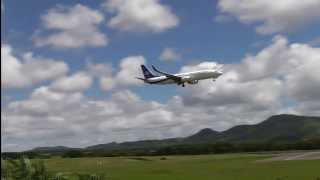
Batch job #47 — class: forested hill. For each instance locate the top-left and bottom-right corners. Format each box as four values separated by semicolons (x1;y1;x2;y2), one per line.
29;114;320;153
185;114;320;143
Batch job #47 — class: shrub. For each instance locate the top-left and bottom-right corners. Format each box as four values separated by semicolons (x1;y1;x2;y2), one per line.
2;157;107;180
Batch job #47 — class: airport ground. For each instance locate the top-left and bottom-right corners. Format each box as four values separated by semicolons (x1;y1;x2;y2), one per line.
43;150;320;180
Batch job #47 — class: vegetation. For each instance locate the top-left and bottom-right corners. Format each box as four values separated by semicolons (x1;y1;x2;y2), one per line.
42;154;320;180
5;114;317;159
3;153;320;180
2;115;319;179
2;138;320;159
1;157;106;180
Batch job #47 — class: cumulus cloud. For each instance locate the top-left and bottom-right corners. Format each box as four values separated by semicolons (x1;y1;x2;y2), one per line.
2;36;320;151
103;0;179;33
1;44;69;88
237;36;320;104
34;4;108;48
114;55;146;85
50;72;93;92
100;55;146;91
86;62;113;77
216;0;320;34
180;61;223;73
1;85;280;151
159;48;181;61
180;36;320;115
2;88;181;151
1;0;4;13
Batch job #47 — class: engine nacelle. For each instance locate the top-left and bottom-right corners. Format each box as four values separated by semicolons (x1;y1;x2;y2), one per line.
181;76;192;82
187;80;198;84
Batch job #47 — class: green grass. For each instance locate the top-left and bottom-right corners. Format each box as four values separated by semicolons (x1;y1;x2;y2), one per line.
43;154;320;180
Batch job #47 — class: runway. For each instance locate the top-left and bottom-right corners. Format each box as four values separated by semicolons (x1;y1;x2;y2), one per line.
257;150;320;162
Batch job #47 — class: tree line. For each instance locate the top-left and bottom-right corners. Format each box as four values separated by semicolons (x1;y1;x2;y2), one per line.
2;138;320;159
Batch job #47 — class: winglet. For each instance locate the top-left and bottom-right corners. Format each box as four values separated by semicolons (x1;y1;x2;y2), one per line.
151;65;182;82
152;65;166;75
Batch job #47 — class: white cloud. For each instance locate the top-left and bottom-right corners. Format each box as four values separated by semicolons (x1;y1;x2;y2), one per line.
179;36;320;115
237;36;320;104
1;0;4;13
100;77;116;91
79;56;145;92
1;44;69;89
86;62;113;77
50;72;93;92
159;48;181;61
1;85;280;151
103;0;179;33
34;4;108;48
100;55;146;91
115;55;146;86
3;36;320;152
2;88;180;151
180;61;223;73
217;0;320;34
1;45;28;88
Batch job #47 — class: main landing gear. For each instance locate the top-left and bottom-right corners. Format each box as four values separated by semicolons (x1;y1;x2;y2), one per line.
178;83;185;87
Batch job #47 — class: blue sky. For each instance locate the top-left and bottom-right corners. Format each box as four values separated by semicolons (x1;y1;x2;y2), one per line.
2;0;320;151
2;0;320;102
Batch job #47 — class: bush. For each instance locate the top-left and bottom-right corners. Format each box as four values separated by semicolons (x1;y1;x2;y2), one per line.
77;174;106;180
2;157;107;180
62;150;83;158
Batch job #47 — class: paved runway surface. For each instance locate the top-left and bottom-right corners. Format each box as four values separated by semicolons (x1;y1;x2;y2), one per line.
257;151;320;162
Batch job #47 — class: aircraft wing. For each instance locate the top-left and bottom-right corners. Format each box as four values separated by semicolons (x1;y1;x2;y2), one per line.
151;65;182;83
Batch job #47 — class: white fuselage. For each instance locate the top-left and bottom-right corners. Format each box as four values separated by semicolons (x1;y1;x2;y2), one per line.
146;69;222;84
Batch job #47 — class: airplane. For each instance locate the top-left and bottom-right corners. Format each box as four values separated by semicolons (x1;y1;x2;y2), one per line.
136;65;223;87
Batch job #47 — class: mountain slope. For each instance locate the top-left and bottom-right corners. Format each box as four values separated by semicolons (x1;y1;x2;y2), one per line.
218;114;320;142
185;128;220;143
28;114;320;152
30;146;80;153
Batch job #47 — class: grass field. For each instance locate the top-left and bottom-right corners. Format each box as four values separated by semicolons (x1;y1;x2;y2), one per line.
44;153;320;180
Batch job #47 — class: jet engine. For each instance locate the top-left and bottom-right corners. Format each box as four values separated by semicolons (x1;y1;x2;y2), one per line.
181;76;192;82
187;80;199;84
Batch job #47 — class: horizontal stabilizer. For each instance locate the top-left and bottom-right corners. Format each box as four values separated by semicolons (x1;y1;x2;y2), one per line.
136;77;147;82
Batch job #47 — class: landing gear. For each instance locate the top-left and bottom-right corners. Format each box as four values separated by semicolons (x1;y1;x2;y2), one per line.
178;83;185;87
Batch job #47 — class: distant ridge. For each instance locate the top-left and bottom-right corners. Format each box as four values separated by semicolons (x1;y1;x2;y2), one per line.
185;114;320;143
28;114;320;153
185;128;219;143
30;146;80;153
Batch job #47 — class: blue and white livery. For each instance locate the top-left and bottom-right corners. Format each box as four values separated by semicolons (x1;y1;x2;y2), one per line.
137;65;223;87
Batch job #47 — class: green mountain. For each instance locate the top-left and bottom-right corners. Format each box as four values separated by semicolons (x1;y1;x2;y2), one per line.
86;138;183;151
30;146;80;153
187;114;320;143
29;114;320;153
184;128;220;143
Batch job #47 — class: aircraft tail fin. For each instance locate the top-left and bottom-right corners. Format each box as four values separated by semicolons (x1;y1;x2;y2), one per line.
141;65;156;79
